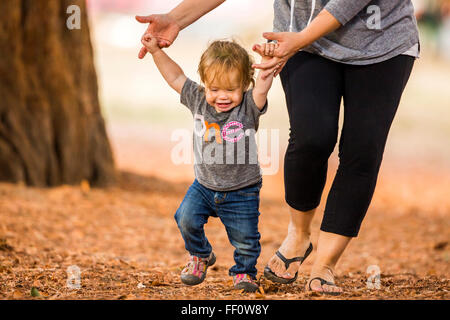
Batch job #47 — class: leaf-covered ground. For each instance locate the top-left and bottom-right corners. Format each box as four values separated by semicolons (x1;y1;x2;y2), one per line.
0;168;448;300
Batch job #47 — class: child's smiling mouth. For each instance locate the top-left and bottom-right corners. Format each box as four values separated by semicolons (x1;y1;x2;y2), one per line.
216;102;233;111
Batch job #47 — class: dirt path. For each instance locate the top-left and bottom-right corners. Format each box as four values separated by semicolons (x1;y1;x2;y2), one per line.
1;123;449;300
0;165;448;299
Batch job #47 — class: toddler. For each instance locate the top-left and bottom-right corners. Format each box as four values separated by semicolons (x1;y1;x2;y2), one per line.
141;35;275;292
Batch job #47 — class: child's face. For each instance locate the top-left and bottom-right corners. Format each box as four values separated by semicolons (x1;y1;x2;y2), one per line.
204;69;245;113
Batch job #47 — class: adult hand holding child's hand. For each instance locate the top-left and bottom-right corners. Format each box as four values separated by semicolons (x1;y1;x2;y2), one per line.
253;32;307;79
141;35;160;55
253;42;279;59
136;14;181;59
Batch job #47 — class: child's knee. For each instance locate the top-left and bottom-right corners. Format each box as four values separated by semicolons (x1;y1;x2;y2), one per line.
174;207;188;230
175;206;202;233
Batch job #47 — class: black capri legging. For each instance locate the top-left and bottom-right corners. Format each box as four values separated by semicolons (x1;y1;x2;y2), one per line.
280;51;415;237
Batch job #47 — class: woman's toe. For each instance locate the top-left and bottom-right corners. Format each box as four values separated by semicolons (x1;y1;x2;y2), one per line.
286;263;300;277
308;279;324;292
322;284;332;292
267;256;282;274
325;284;342;293
268;256;293;278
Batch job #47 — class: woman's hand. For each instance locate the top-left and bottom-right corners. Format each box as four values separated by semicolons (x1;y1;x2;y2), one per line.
252;32;307;79
135;14;181;59
253;9;342;78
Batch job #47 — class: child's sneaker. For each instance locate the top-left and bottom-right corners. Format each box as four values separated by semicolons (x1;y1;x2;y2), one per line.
233;274;259;293
180;252;216;286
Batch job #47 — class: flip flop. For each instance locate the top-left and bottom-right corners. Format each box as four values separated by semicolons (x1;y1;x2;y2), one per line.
307;276;342;296
264;242;313;284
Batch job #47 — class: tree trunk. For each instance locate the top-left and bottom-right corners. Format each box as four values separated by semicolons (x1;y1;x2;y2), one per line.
0;0;116;187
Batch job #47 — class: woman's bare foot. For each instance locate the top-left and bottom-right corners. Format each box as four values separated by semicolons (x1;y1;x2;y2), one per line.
305;231;350;294
306;265;343;294
267;208;315;280
267;230;312;279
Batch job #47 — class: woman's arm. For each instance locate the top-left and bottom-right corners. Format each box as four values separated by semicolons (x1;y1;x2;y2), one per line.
142;36;187;94
292;9;342;51
136;0;225;58
166;0;226;30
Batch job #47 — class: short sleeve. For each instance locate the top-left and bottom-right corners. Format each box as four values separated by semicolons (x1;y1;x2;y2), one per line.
180;78;204;113
324;0;373;26
244;89;268;123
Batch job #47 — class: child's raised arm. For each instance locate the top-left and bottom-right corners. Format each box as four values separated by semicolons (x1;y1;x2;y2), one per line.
141;35;187;94
252;42;276;110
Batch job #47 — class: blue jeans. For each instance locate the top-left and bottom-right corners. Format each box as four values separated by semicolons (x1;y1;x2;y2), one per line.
174;179;262;279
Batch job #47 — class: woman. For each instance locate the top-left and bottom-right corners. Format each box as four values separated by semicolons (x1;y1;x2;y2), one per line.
137;0;419;295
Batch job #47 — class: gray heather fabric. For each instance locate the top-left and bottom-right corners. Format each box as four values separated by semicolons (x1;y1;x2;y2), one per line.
180;78;267;191
274;0;420;65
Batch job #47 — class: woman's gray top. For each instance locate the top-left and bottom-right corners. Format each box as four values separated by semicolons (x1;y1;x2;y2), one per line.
274;0;420;65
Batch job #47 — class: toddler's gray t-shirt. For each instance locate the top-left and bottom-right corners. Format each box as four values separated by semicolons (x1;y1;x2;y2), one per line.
180;78;267;191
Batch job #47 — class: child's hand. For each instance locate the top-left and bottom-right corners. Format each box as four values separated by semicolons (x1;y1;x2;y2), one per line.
252;42;279;61
141;34;160;55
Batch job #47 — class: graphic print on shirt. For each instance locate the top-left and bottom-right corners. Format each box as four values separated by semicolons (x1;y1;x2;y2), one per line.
193;114;258;165
194;114;245;144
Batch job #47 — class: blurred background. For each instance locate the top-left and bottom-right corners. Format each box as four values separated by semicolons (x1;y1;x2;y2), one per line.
88;0;450;206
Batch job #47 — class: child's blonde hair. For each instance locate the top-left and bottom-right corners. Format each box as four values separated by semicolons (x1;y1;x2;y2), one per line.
198;40;255;90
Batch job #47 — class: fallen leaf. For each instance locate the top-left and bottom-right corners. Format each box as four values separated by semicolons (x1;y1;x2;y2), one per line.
117;294;134;300
258;285;265;295
13;290;23;299
163;273;173;283
434;241;448;251
254;291;265;299
32;279;42;287
0;238;14;251
30;287;40;297
119;259;129;266
151;280;163;286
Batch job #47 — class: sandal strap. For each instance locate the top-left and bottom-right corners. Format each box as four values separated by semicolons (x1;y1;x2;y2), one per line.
308;276;337;291
275;251;302;270
275;242;313;270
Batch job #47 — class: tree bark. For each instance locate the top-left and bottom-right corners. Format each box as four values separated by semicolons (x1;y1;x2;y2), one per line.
0;0;116;187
